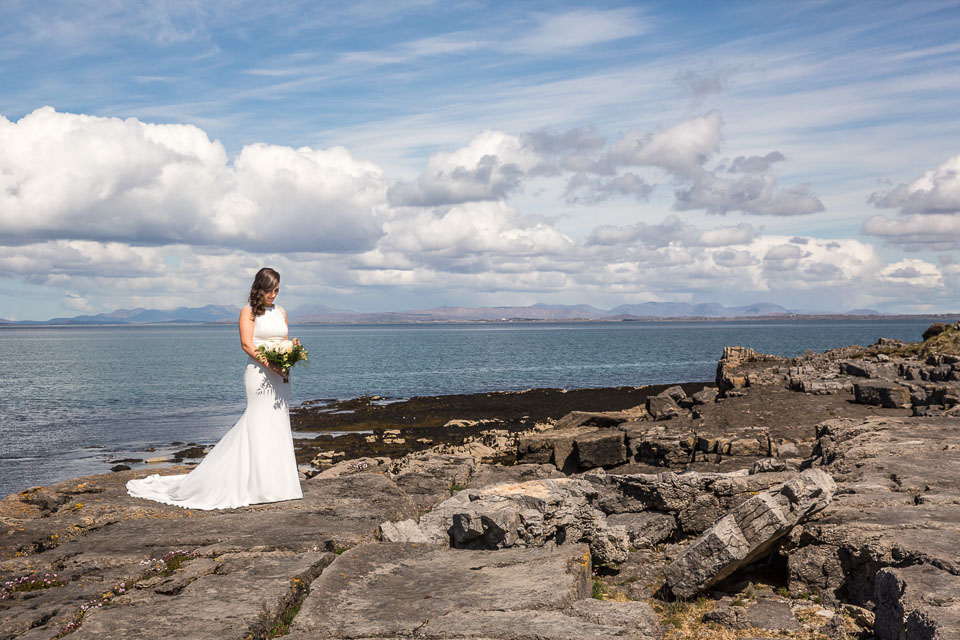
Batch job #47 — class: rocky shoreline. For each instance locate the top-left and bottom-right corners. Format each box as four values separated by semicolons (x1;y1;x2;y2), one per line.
3;326;960;639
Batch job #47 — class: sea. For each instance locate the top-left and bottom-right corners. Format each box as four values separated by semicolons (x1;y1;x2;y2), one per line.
0;319;935;498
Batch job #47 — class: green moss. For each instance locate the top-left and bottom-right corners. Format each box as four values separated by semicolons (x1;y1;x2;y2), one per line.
160;552;194;576
266;598;303;638
591;577;606;599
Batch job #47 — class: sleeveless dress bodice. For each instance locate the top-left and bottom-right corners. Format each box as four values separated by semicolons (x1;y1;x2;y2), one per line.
252;305;287;348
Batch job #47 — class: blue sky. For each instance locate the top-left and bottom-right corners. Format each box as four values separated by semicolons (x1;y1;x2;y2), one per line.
2;1;960;319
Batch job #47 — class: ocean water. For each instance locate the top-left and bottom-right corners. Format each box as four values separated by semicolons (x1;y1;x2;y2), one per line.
0;319;933;497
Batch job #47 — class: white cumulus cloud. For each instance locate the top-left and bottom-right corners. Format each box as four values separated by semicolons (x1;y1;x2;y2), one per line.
608;110;724;178
0;107;387;251
864;155;960;250
870;154;960;214
387;130;541;207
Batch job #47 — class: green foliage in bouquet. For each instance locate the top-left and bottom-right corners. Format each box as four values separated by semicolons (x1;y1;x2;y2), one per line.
257;339;308;382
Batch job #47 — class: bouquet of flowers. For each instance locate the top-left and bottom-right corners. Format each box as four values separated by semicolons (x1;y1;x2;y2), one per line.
257;338;308;383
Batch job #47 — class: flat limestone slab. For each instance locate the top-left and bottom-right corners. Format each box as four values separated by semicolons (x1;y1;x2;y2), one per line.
65;550;332;640
290;542;655;639
0;471;417;638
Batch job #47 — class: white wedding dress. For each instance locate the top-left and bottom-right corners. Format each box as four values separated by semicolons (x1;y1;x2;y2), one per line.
126;305;303;510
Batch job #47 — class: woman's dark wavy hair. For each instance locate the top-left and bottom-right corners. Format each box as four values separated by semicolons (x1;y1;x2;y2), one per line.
248;267;280;317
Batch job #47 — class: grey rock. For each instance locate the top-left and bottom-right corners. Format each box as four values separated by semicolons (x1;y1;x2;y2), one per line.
289;542;637;639
65;550;333;640
569;598;660;637
554;409;643;431
0;470;418;637
691;387;717;405
647;395;681;420
664;469;836;598
451;499;522;548
788;416;960;604
820;614;850;639
517;427;598;472
466;462;565;489
874;565;960;640
750;457;797;474
841;360;899;379
786;543;844;597
660;385;687;402
605;512;675;547
853;382;912;408
381;477;630;564
702;604;750;629
631;429;696;466
574;429;627;469
378;518;429;543
418;608;657;639
745;599;800;631
841;603;875;629
590;469;785;519
388;452;477;511
677;492;721;534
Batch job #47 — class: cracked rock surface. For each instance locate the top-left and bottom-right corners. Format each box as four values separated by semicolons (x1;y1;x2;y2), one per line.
5;334;960;639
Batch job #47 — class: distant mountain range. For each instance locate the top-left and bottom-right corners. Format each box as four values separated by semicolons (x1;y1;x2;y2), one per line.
1;302;890;325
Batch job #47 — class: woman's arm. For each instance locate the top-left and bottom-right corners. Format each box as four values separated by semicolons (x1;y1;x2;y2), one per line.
239;307;285;376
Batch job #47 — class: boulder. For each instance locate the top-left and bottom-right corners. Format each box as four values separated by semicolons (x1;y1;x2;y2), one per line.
664;469;836;598
517;427;596;471
451;499;522;548
588;468;787;520
647;394;681;420
840;360;899;379
574;429;627;469
632;430;696;466
660;385;687;402
853;382;912;408
377;478;630;564
388;453;477;511
605;512;675;547
690;387;717;405
377;519;429;543
553;409;644;431
702;604;750;629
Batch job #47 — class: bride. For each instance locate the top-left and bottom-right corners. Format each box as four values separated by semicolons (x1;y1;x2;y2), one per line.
126;267;304;510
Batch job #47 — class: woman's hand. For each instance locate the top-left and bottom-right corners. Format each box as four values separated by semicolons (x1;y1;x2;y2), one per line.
262;358;286;378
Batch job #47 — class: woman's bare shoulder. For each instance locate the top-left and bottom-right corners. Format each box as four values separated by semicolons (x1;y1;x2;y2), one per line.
239;305;254;319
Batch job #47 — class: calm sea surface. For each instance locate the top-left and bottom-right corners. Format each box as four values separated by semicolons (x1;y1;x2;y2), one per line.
0;319;932;497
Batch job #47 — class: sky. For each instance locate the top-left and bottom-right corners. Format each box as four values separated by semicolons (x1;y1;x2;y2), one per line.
2;1;960;320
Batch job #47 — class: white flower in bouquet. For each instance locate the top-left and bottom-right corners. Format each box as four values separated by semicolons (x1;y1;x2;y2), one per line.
256;338;308;383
